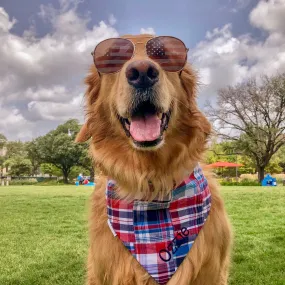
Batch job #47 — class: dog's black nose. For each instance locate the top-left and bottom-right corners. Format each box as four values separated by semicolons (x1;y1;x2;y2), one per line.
126;60;159;88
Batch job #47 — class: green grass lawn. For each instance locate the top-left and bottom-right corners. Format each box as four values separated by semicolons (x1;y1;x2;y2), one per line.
0;186;284;285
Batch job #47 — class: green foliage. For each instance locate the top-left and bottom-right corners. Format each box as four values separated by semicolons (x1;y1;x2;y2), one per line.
26;140;42;175
265;156;283;174
4;156;32;177
36;119;88;183
0;133;7;141
9;179;38;186
53;119;81;136
278;146;285;172
0;133;7;149
0;155;5;168
40;163;62;177
206;140;256;176
236;154;256;174
5;141;27;159
208;74;285;182
1;140;28;173
1;120;93;181
77;147;94;182
272;174;285;184
69;166;90;180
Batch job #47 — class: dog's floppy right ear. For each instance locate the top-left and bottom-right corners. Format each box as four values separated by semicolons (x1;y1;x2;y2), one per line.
75;123;91;143
76;65;101;143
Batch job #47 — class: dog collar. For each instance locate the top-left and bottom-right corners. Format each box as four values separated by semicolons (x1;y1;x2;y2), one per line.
106;166;211;284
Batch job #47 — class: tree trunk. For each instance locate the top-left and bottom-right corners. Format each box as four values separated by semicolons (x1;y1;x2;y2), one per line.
89;166;95;182
257;166;265;183
62;169;69;184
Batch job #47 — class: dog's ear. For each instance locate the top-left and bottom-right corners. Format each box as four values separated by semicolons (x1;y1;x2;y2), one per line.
75;123;91;143
75;66;101;143
180;64;198;98
180;64;212;136
85;65;101;106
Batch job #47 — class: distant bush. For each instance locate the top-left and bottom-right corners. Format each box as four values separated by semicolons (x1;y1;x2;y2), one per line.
8;177;69;186
10;179;38;186
36;179;66;186
272;173;285;183
240;174;258;181
220;180;261;186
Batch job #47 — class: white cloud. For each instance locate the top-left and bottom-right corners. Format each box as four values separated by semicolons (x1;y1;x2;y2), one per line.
249;0;285;34
0;7;16;32
0;1;118;140
192;0;285;106
108;14;117;25
1;0;285;140
27;94;84;121
231;0;252;12
205;24;232;40
0;104;32;141
140;27;155;35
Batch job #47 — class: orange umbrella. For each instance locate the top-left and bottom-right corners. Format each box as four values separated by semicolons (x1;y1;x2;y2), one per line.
206;161;244;179
207;161;243;168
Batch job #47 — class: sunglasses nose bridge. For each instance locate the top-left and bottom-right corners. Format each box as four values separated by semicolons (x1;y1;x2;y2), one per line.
130;42;160;70
126;42;147;65
133;41;146;56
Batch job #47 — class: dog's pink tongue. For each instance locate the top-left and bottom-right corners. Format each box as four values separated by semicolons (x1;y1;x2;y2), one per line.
130;114;161;142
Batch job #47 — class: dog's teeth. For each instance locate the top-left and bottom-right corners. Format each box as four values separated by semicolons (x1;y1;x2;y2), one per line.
158;113;163;119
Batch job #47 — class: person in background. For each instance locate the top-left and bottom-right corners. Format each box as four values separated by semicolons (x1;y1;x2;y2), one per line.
77;173;84;185
83;177;89;185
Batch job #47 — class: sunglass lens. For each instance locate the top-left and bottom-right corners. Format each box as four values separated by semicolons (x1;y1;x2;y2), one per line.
94;38;134;73
146;36;187;72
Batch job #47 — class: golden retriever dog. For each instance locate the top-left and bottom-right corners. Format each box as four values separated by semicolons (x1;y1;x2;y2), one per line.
76;34;232;285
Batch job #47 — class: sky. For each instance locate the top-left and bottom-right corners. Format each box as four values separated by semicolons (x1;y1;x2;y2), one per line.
0;0;285;141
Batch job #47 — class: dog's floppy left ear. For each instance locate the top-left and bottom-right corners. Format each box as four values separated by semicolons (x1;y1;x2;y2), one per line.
75;123;91;143
180;64;212;137
180;64;198;98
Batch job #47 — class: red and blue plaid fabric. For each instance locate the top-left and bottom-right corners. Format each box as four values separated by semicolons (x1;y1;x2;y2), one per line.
106;166;211;285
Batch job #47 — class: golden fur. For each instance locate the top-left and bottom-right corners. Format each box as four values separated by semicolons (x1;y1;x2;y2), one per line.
76;34;232;284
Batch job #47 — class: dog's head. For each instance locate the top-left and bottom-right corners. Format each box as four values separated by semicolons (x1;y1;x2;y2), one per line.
77;34;211;198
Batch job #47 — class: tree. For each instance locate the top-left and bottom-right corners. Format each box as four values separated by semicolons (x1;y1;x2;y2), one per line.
69;166;90;180
4;156;32;177
40;163;62;178
206;140;255;176
278;146;285;172
265;156;283;174
2;140;28;177
26;140;42;175
0;134;7;169
78;147;94;182
206;73;285;182
5;141;27;159
36;119;87;184
0;133;7;149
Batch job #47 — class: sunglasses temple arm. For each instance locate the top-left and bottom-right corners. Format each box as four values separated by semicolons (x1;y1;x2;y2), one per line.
91;51;101;77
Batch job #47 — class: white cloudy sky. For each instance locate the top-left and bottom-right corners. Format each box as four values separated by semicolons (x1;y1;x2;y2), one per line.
0;0;285;141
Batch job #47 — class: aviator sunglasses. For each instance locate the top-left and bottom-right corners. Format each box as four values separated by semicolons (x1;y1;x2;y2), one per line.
91;36;189;74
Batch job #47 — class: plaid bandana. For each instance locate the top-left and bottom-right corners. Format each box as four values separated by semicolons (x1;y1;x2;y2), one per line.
106;166;211;285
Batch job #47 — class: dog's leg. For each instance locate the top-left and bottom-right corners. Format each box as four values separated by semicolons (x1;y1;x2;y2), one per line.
217;255;230;285
86;249;100;285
